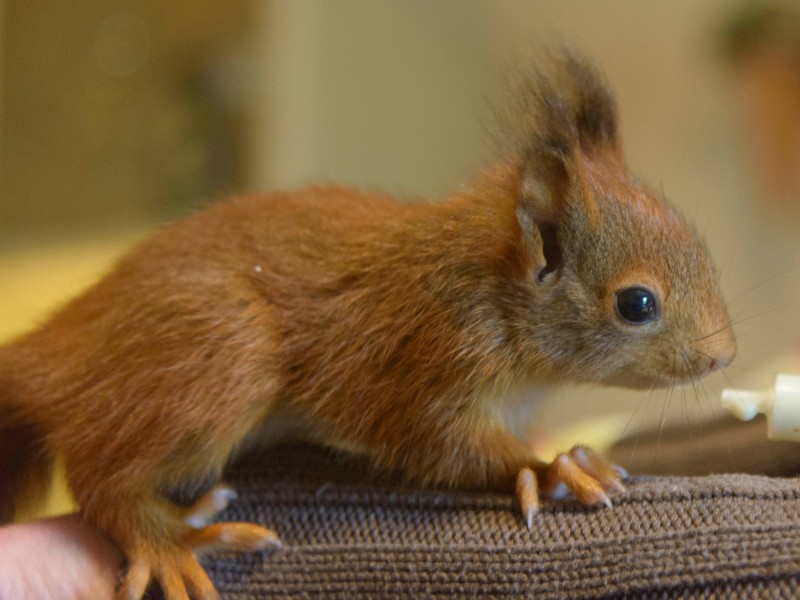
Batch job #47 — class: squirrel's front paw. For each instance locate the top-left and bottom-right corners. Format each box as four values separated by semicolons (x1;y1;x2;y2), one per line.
516;445;627;527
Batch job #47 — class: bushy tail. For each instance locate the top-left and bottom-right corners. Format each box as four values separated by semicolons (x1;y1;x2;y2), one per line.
0;384;54;523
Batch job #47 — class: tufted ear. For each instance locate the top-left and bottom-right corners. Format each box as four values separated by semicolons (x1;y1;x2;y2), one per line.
520;145;573;224
560;50;622;159
511;50;618;282
517;145;574;284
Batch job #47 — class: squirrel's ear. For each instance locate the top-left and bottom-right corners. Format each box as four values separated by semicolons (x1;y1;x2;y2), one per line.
517;147;574;284
519;147;571;223
519;139;597;226
517;137;597;284
517;147;592;283
560;50;622;159
501;49;622;170
511;50;617;282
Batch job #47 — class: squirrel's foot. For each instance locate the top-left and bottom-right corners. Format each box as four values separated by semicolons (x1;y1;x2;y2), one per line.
116;485;280;600
516;445;627;528
184;521;281;554
118;548;217;600
182;484;281;553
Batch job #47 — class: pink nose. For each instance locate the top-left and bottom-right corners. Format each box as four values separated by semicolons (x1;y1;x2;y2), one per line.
708;351;734;373
697;328;737;375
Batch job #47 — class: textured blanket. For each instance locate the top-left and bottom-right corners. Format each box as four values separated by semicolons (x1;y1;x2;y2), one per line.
145;441;800;599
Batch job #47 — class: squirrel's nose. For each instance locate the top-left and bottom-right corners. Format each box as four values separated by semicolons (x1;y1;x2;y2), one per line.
706;340;736;374
708;357;725;373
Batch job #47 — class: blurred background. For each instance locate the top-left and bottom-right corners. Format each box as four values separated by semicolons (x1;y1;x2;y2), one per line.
2;0;800;454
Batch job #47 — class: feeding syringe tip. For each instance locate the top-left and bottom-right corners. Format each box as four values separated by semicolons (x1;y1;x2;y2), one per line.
721;374;800;442
720;388;769;422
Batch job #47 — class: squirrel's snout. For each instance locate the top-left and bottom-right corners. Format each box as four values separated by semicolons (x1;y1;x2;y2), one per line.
708;355;730;373
700;330;737;375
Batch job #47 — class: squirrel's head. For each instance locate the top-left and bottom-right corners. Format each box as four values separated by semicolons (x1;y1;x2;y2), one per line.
507;50;736;389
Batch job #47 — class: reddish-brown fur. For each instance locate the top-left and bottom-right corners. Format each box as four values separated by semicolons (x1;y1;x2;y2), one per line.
0;52;736;599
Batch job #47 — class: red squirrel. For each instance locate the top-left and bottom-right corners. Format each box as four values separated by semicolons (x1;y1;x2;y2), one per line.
0;51;736;600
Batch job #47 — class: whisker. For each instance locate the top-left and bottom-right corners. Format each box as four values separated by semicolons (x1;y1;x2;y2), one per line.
680;351;701;418
654;355;677;464
685;354;706;422
692;348;774;376
679;359;688;429
687;348;726;417
679;350;708;455
693;323;735;344
728;304;788;326
693;304;785;343
680;351;695;429
697;362;717;417
619;376;659;441
627;367;662;468
714;363;745;407
725;261;800;306
719;363;775;374
724;331;778;342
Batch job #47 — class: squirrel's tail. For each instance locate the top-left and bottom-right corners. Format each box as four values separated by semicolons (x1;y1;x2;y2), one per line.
0;369;54;524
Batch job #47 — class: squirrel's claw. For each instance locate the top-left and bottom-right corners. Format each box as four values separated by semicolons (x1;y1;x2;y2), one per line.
117;549;217;600
516;467;539;529
116;485;280;600
516;445;626;525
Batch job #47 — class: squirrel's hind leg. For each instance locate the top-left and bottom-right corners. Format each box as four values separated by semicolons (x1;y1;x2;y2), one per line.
90;484;278;600
182;484;281;553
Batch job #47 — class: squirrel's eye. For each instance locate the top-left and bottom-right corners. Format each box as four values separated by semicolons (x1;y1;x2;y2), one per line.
615;287;658;325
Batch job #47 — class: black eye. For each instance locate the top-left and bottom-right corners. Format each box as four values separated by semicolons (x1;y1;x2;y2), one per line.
615;287;658;325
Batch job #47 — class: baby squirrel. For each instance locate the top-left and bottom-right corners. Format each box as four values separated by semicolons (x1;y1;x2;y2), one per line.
0;51;735;600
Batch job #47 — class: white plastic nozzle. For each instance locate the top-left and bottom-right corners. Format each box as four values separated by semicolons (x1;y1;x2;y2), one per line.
720;388;769;421
721;374;800;442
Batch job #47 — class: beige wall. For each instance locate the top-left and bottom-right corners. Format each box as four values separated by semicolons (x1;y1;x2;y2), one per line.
249;0;491;198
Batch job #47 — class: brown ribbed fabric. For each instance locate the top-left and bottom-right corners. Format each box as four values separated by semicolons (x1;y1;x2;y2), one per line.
149;444;800;599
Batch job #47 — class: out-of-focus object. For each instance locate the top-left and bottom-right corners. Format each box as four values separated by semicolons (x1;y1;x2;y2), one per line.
722;2;800;209
722;373;800;441
0;1;252;242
